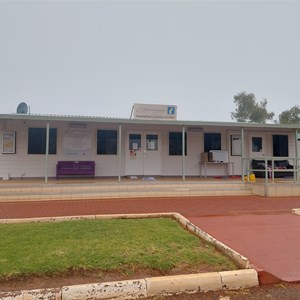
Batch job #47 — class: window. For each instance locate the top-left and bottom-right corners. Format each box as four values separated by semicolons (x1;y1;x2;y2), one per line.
204;133;221;152
28;128;57;154
169;132;187;155
146;134;158;151
252;137;262;152
273;135;288;157
97;130;117;155
129;134;141;150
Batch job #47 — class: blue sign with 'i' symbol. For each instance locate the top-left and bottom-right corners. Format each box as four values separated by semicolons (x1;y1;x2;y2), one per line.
167;106;175;115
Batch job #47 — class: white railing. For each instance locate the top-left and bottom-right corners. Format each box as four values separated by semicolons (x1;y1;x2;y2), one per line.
242;157;300;184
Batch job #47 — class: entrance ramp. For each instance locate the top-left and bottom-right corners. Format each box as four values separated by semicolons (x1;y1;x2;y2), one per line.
190;213;300;284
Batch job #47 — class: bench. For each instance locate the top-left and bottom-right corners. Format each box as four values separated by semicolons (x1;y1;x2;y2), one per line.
56;161;95;179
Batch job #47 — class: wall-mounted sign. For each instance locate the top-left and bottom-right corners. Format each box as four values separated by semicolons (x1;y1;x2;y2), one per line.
63;129;92;156
2;132;16;154
133;104;177;120
130;150;137;159
231;135;242;156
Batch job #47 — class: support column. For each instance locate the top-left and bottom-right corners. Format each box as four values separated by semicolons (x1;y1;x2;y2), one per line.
45;121;50;184
241;127;245;181
118;124;122;182
182;126;186;182
295;129;299;182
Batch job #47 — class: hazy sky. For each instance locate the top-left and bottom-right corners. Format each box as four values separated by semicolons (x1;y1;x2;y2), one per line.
1;0;300;122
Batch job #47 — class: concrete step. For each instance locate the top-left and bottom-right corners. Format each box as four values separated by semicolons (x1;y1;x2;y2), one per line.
0;181;252;202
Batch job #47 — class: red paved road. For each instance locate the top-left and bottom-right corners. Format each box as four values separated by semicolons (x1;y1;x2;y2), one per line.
1;195;300;283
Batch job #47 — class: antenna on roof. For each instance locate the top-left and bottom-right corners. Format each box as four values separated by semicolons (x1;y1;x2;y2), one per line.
16;102;29;114
130;105;134;119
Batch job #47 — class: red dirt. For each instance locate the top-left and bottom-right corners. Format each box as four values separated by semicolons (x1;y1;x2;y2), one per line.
0;265;220;292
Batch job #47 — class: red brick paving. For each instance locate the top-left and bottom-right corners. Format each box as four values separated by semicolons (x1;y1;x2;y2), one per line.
1;195;300;283
189;214;300;283
0;195;299;219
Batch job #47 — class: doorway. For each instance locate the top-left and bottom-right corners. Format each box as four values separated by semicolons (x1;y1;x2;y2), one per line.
125;132;162;176
273;135;288;157
249;134;266;158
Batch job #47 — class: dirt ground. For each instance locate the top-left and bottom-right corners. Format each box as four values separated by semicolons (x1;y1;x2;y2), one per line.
0;265;219;292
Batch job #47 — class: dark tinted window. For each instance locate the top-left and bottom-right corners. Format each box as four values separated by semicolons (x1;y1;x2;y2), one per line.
252;137;263;152
28;128;57;154
204;133;221;152
169;132;187;155
273;135;288;157
97;130;117;155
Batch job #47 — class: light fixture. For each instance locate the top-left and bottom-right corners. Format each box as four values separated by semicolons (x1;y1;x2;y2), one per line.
188;127;203;132
68;122;87;128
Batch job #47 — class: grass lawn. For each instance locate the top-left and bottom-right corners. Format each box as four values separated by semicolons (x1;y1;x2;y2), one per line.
0;218;237;279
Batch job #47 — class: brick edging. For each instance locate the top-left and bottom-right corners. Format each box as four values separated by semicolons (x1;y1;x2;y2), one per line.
0;269;259;299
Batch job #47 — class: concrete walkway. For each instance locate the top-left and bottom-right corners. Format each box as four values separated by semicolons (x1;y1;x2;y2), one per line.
1;195;300;283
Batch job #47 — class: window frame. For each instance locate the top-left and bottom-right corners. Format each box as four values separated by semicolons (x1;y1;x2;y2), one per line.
169;132;187;156
28;128;57;155
204;133;221;152
129;133;141;151
97;129;118;155
252;137;263;153
146;134;158;151
273;134;289;157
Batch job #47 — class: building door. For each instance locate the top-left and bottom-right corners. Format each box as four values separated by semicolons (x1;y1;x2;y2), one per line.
125;132;161;176
249;134;266;158
273;135;288;157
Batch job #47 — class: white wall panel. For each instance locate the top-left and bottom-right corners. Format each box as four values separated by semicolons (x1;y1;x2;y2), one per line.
0;118;296;179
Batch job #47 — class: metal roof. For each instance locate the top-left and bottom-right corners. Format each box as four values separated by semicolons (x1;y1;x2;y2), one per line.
0;113;299;130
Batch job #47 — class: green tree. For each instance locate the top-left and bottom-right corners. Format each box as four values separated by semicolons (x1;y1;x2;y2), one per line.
231;92;274;123
278;106;300;124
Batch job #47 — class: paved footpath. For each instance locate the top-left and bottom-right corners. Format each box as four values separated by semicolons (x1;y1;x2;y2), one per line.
1;195;300;283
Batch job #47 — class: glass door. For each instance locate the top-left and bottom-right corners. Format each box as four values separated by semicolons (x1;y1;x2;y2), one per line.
249;134;266;158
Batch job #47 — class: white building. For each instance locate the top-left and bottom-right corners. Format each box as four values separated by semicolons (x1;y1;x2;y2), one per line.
0;105;299;183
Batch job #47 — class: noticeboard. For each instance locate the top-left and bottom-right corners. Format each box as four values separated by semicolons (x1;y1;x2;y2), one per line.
2;132;16;154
